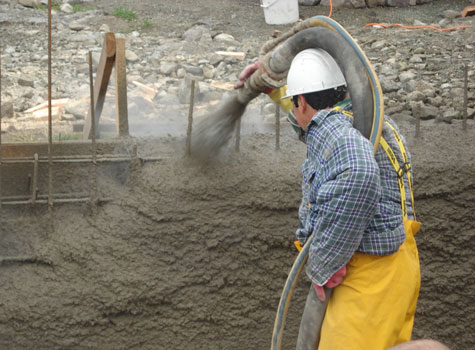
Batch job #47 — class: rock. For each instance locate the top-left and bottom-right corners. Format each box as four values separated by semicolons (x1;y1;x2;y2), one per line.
410;101;438;120
60;3;73;13
125;50;139;63
99;24;110;32
18;77;34;87
399;71;416;82
387;0;411;6
405;91;426;103
443;10;460;20
214;33;235;43
176;68;186;79
409;55;424;63
366;0;386;6
68;22;87;31
439;108;459;123
160;62;179;76
349;0;366;8
182;26;210;42
178;76;200;104
184;66;204;77
371;40;387;49
427;96;443;108
18;0;40;8
420;105;440;120
413;19;427;26
4;45;15;54
319;0;346;7
1;102;14;118
380;76;400;93
298;0;321;5
200;32;213;43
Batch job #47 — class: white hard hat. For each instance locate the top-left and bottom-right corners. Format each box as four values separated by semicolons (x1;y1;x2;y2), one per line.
282;48;346;99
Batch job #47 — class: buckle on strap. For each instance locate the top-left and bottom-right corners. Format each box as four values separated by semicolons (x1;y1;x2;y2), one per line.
397;162;411;179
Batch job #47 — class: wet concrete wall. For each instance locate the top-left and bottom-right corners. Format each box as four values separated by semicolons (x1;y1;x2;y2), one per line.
1;121;474;349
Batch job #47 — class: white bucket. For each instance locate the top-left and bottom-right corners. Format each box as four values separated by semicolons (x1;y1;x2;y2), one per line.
260;0;299;25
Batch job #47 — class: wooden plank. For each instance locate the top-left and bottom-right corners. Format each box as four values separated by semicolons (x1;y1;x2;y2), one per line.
32;106;64;121
82;32;116;140
215;51;246;60
114;37;129;137
24;98;69;114
462;5;475;17
210;80;235;91
132;81;157;100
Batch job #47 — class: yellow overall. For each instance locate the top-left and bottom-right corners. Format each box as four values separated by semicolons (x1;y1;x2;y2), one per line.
318;118;421;350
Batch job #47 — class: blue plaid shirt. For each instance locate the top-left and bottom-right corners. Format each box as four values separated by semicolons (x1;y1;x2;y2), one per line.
297;101;413;286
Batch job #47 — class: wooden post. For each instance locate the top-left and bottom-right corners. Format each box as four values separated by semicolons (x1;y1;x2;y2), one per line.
82;33;116;139
275;103;280;151
114;38;129;137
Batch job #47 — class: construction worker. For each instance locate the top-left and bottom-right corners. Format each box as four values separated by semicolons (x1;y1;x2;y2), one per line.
236;48;421;350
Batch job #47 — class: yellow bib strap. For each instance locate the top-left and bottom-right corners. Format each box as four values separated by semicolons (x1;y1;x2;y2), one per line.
379;137;409;221
384;122;417;220
332;106;417;222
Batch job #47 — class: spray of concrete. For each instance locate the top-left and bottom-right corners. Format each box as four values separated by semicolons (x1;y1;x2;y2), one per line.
191;94;247;158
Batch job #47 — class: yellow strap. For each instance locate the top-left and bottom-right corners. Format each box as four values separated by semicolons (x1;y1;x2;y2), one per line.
294;240;303;252
384;122;417;220
333;106;416;221
379;137;408;221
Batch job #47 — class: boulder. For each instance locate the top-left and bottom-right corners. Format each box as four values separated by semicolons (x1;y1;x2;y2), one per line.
18;0;40;8
298;0;321;5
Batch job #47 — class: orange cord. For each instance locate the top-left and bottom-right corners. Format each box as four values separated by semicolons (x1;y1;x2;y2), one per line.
364;22;471;31
328;0;333;18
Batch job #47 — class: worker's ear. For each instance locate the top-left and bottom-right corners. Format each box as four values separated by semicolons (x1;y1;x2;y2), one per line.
298;95;307;112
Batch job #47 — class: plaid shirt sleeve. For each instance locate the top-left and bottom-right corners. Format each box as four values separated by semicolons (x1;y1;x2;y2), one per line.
300;114;381;286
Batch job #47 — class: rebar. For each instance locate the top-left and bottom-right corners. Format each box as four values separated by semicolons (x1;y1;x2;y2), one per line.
3;192;90;202
2;197;106;206
1;154;166;164
235;117;241;153
275;103;280;151
2;156;134;164
47;0;53;210
89;51;97;200
31;153;38;204
463;64;468;131
415;105;421;139
0;40;2;210
186;79;195;156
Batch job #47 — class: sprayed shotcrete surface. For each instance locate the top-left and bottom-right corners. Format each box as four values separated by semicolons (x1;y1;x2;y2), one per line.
1;115;474;350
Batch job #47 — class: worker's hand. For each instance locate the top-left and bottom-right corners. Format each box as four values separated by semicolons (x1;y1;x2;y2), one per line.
313;265;347;302
313;283;327;302
234;61;260;89
326;265;346;288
